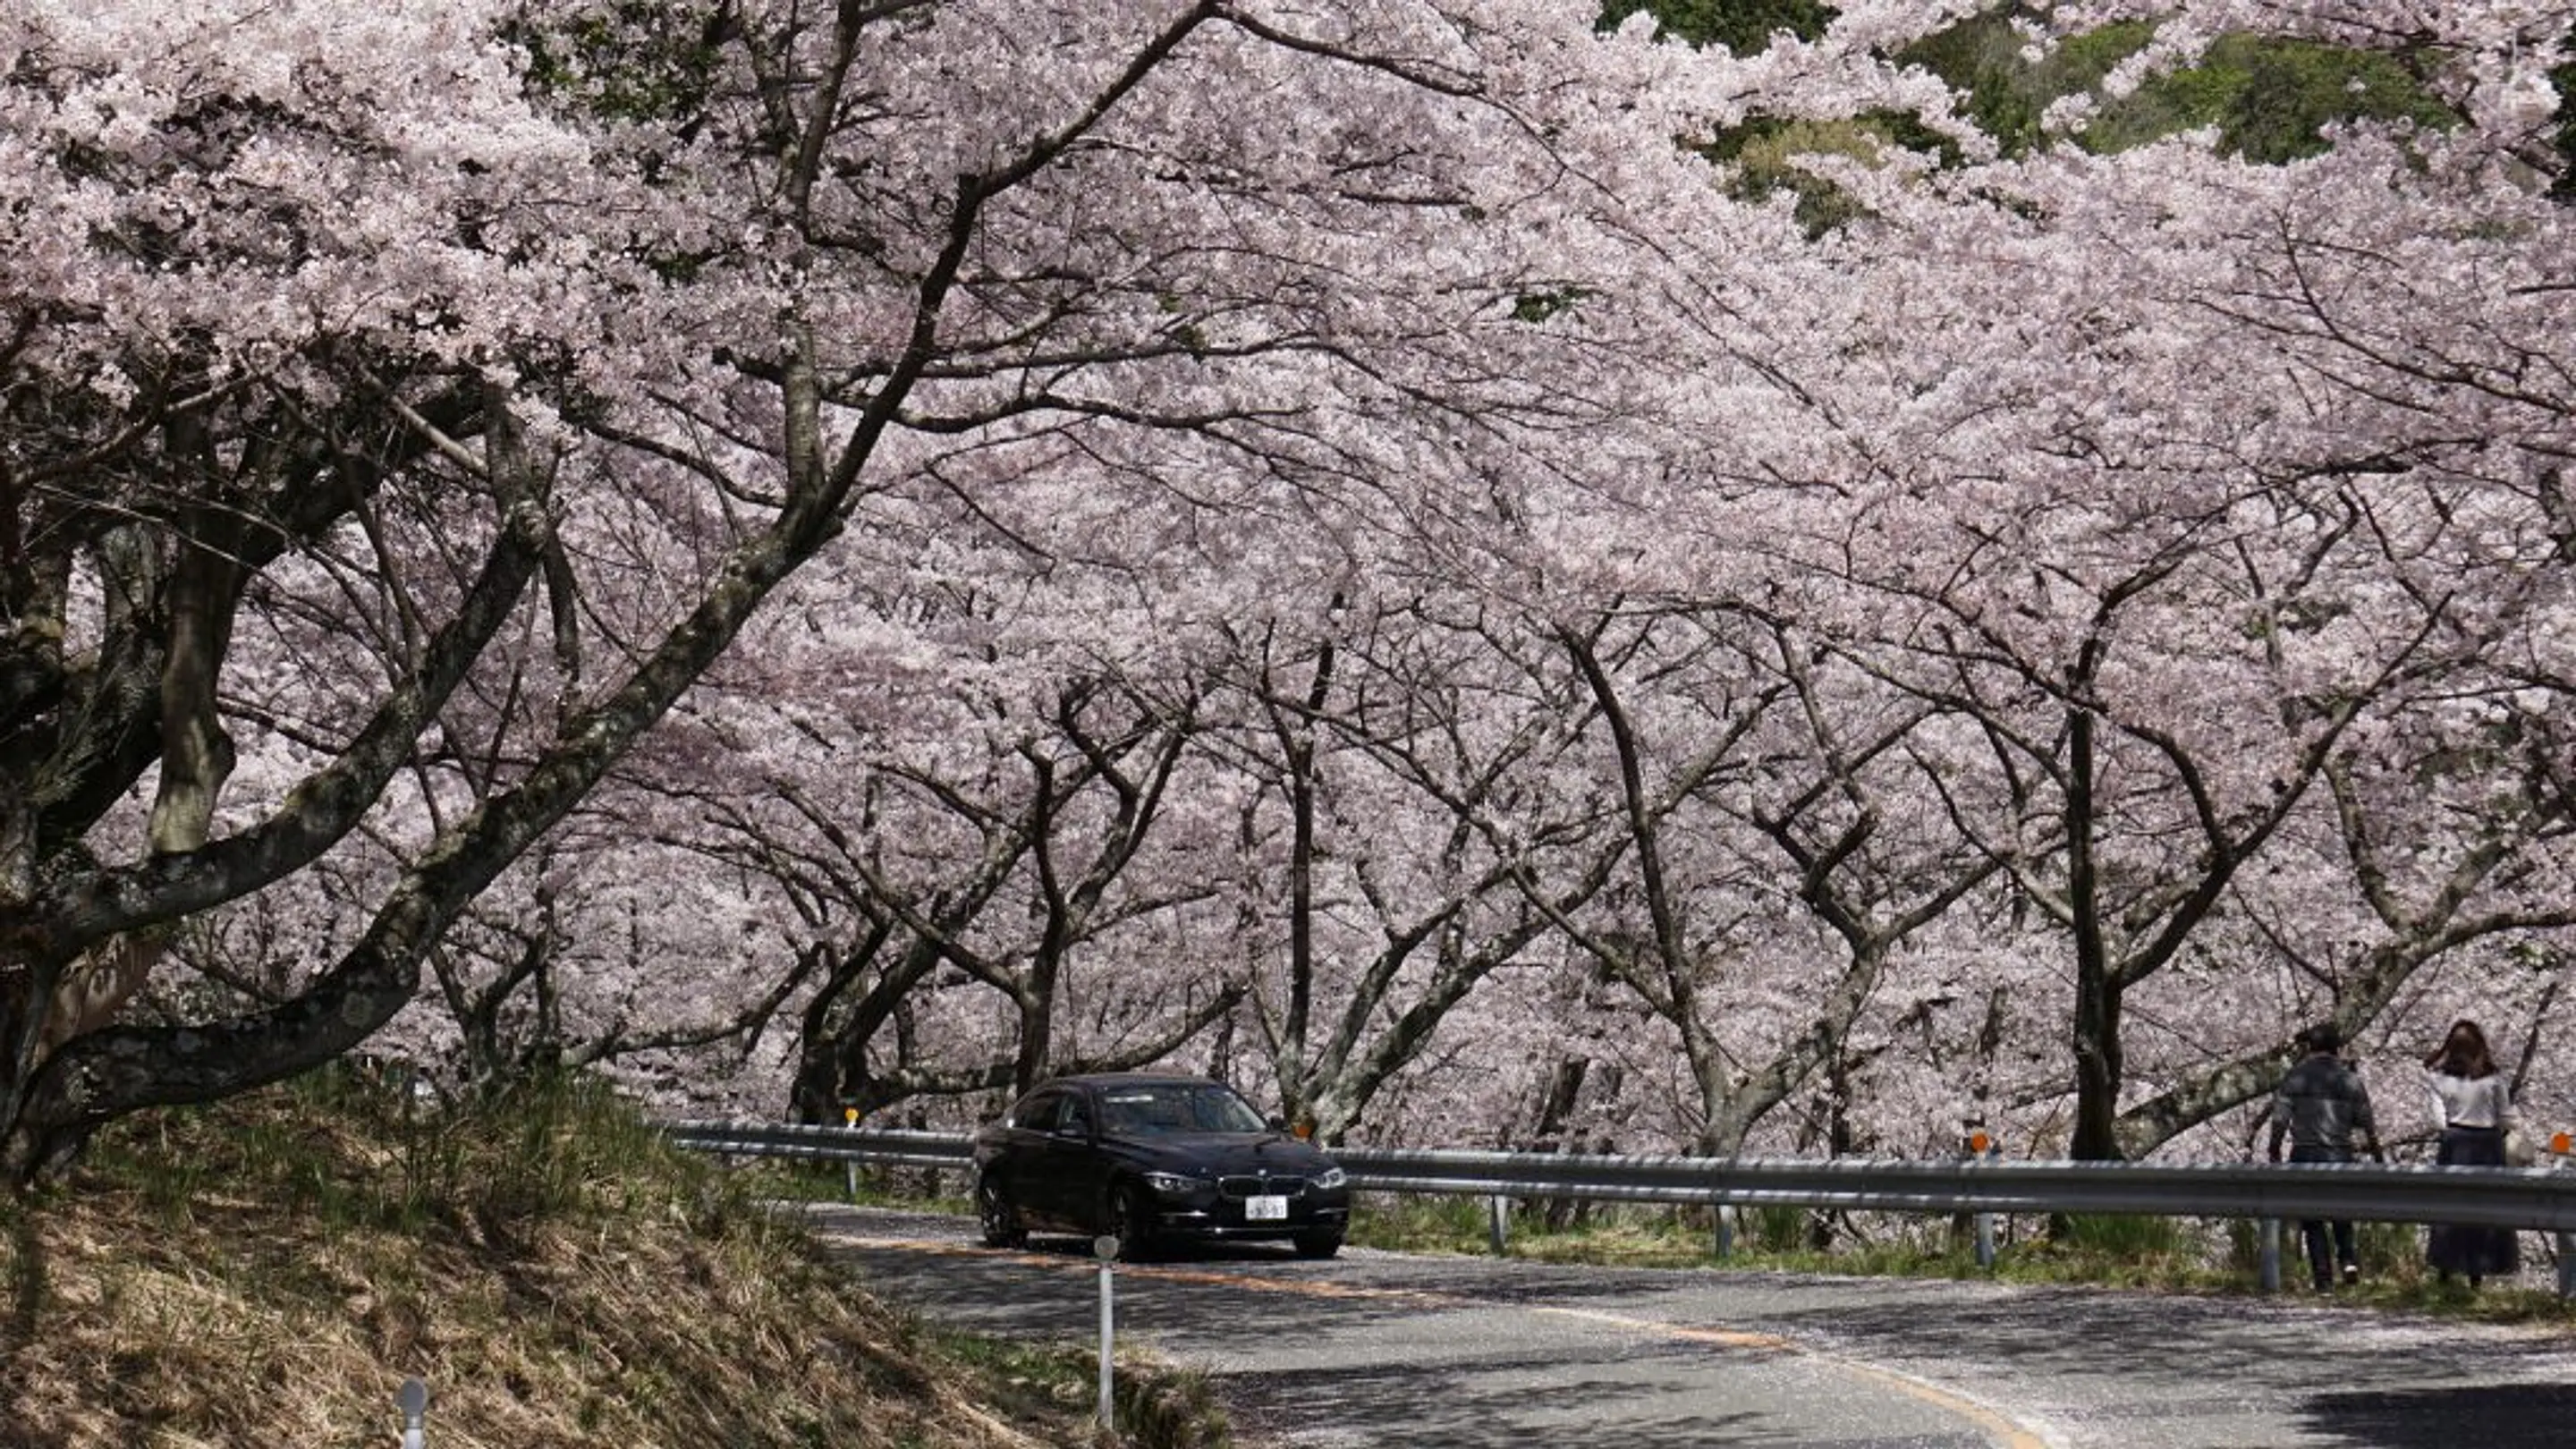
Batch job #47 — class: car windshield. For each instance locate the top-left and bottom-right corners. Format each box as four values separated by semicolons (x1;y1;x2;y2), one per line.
1097;1083;1268;1137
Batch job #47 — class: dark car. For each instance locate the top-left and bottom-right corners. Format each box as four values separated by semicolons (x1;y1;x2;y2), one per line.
971;1073;1352;1259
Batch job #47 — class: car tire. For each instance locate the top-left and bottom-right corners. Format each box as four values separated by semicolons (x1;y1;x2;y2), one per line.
977;1174;1027;1249
1105;1182;1157;1259
1293;1230;1343;1260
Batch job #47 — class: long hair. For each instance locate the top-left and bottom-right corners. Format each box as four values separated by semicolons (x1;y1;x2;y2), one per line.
2424;1019;2497;1079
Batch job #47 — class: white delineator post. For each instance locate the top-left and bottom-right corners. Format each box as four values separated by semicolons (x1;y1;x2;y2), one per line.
843;1106;860;1200
1095;1234;1121;1431
1965;1126;1999;1270
397;1377;428;1449
2552;1133;2575;1301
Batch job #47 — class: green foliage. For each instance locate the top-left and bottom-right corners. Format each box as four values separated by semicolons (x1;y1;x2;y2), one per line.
1746;1202;1814;1252
2553;30;2576;203
2047;1211;2191;1259
1512;286;1590;323
2095;36;2459;161
1345;1191;1503;1251
1902;12;2458;161
77;1060;751;1245
1687;8;2463;235
1693;106;1965;235
1900;14;2158;155
506;0;729;130
1336;1194;2563;1319
1600;0;1835;55
1696;115;1897;235
740;1154;973;1212
2057;1211;2188;1255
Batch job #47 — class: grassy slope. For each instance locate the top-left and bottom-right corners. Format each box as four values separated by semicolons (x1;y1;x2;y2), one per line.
0;1072;1207;1449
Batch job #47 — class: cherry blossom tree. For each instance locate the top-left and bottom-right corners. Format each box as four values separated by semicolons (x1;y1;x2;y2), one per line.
3;0;1841;1175
2;0;637;1174
702;665;1238;1117
1192;592;1631;1139
2091;116;2576;1154
14;0;2576;1182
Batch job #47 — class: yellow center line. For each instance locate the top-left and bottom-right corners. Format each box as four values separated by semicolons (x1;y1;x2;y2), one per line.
831;1234;2057;1449
1532;1305;2054;1449
1529;1304;1792;1352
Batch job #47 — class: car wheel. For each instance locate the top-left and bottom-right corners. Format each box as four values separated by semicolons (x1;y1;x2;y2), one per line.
977;1174;1026;1249
1104;1182;1157;1259
1293;1230;1343;1260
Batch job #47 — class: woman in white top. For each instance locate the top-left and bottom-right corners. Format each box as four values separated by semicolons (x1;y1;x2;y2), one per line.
2423;1018;2521;1285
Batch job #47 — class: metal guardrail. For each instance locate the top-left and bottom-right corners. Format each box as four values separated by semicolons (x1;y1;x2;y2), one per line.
1346;1145;2576;1235
659;1120;2576;1233
663;1122;975;1173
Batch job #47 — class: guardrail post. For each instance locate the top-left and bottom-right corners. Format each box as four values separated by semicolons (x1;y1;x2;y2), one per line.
2258;1217;2281;1294
1713;1201;1734;1260
1488;1194;1509;1256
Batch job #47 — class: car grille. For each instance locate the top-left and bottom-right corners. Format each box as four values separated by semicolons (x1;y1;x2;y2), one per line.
1217;1174;1309;1199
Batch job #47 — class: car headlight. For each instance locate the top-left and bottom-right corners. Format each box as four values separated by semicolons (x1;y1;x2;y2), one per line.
1142;1171;1203;1195
1315;1166;1349;1191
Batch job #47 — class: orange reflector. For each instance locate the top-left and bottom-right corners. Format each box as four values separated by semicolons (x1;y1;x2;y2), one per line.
2554;1131;2572;1157
1967;1131;1992;1154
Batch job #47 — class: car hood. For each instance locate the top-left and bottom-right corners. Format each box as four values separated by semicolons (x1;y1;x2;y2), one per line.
1109;1131;1340;1176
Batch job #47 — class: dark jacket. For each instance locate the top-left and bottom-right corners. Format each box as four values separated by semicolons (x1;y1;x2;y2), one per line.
2270;1053;2378;1157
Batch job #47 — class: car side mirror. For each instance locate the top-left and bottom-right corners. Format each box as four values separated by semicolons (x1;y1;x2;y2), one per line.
1267;1115;1287;1132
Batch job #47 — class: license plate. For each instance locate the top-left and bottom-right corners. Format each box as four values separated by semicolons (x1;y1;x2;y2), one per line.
1245;1194;1289;1221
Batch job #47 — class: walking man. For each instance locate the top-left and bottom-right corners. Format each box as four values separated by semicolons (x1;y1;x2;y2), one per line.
2267;1021;2385;1290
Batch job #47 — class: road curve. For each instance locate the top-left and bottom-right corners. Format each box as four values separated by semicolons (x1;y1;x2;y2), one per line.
803;1205;2576;1448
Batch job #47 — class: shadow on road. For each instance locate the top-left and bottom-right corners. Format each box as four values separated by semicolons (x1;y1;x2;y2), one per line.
1217;1348;1798;1449
1757;1281;2572;1385
2302;1383;2576;1449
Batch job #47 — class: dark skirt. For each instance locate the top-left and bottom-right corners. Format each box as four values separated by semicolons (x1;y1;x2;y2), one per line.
2428;1125;2521;1278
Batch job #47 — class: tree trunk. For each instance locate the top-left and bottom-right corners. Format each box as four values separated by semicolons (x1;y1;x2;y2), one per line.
2064;703;2127;1162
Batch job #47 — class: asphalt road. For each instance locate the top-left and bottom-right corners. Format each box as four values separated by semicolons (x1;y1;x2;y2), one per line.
804;1205;2576;1448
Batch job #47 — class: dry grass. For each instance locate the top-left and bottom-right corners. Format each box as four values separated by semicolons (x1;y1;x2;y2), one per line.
0;1069;1199;1449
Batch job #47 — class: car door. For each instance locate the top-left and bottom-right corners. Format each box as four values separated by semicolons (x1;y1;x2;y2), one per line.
989;1089;1063;1225
1055;1087;1136;1231
1022;1089;1100;1229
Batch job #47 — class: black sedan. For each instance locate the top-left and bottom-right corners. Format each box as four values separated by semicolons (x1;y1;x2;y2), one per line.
970;1073;1352;1258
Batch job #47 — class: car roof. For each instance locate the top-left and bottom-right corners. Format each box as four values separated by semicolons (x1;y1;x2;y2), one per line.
1037;1072;1230;1093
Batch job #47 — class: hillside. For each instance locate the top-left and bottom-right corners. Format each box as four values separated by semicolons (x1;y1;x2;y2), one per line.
0;1072;1216;1448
